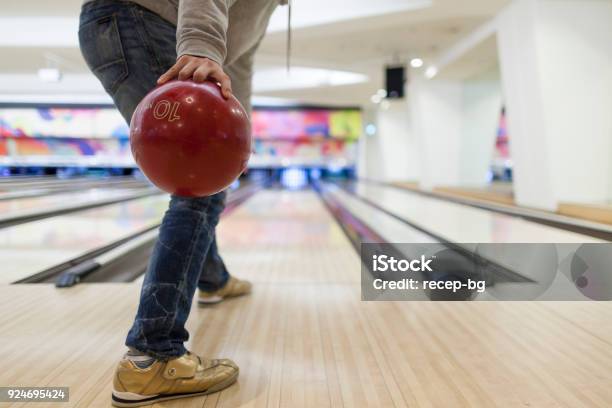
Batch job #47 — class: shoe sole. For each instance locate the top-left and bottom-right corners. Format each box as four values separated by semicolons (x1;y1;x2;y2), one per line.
198;295;224;305
198;290;252;306
111;370;238;407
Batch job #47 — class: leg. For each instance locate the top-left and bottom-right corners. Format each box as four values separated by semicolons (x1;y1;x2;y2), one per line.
79;0;224;359
127;192;227;357
195;193;252;304
164;191;227;347
198;230;230;292
197;222;252;304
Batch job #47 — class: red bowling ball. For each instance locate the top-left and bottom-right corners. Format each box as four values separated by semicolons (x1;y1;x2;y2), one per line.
130;80;251;197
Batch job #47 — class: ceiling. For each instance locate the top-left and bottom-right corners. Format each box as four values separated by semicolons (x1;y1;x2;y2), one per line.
2;0;82;16
0;0;511;106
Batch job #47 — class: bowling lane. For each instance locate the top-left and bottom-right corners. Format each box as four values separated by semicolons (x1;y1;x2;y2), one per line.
0;195;169;284
351;181;603;243
0;187;156;223
213;189;359;284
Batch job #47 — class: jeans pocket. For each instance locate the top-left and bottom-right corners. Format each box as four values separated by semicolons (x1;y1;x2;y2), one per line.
79;14;129;94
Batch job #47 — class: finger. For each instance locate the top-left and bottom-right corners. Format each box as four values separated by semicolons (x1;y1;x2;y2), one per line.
177;62;199;81
192;66;212;83
157;62;183;84
209;69;232;99
220;77;232;99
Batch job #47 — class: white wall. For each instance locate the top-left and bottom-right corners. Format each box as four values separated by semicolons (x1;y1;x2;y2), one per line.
358;100;420;182
357;107;379;180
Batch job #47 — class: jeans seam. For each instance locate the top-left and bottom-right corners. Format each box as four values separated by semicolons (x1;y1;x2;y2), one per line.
165;200;211;348
129;6;165;77
183;202;211;279
106;13;129;94
156;237;185;258
93;58;126;71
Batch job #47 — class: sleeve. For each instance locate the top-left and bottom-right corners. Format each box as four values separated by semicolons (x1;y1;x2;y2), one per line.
176;0;229;65
224;44;257;115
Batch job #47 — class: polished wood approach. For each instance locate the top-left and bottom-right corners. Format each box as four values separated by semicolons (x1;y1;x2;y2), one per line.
433;185;515;206
558;202;612;226
1;191;611;407
392;182;516;206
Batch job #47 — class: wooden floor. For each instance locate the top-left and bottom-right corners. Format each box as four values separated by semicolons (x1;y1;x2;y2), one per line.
2;191;612;407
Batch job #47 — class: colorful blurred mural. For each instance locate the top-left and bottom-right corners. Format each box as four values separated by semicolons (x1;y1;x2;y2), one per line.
0;106;362;168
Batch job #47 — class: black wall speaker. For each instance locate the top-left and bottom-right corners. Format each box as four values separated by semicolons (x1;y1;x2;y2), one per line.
385;65;406;99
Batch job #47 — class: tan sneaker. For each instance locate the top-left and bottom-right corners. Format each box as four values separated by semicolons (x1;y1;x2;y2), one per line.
198;276;252;305
111;351;238;407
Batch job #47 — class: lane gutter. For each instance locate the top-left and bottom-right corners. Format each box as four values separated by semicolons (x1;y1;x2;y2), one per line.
315;182;535;302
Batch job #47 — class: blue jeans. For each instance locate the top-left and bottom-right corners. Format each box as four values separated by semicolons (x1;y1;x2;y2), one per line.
79;0;230;360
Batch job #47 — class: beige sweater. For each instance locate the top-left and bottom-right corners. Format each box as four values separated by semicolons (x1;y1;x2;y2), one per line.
82;0;284;110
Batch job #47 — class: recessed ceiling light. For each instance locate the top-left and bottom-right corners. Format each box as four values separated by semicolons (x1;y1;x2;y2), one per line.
410;58;424;68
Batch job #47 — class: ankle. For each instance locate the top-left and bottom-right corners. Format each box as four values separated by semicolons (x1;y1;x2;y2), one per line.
125;348;156;369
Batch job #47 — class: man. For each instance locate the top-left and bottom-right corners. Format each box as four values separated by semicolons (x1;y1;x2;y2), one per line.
78;0;285;406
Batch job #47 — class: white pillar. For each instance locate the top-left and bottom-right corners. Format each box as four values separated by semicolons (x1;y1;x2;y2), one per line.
408;70;501;190
409;78;463;190
460;70;503;186
497;0;612;209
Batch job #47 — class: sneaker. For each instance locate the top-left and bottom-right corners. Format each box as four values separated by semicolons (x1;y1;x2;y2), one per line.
111;351;238;407
198;276;252;305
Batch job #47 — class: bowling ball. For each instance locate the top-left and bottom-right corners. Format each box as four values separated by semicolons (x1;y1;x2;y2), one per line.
130;80;251;197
